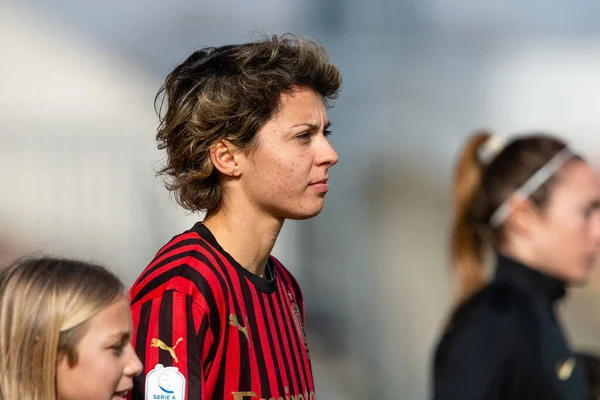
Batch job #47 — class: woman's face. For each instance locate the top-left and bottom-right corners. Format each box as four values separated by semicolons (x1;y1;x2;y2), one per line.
523;160;600;284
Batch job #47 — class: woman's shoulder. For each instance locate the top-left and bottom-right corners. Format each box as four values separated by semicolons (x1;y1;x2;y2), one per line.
454;281;537;323
438;282;540;354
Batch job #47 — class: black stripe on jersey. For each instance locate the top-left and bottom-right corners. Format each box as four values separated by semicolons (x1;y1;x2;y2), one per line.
194;224;276;293
240;277;271;396
132;301;152;400
283;271;304;323
154;236;199;259
198;306;211;372
158;249;231;383
274;288;303;392
257;292;285;395
283;288;311;389
134;301;153;368
196;240;251;393
166;248;232;400
278;287;311;390
266;293;296;394
158;291;174;367
174;245;231;400
131;264;222;356
186;294;203;400
137;239;205;286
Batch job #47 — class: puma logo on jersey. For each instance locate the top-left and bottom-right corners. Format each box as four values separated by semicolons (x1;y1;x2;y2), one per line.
229;314;249;341
151;337;183;363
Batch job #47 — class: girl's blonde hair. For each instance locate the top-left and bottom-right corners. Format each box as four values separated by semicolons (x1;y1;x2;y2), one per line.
0;257;124;400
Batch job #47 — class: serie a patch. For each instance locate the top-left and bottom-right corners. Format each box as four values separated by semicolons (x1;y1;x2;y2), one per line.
145;364;186;400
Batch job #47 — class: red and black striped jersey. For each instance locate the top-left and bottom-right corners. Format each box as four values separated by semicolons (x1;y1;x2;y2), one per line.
129;222;315;400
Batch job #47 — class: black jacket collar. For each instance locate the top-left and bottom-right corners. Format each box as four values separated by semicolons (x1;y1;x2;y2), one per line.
493;253;566;305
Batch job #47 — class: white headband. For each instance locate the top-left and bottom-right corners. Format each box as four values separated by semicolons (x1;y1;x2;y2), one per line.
489;147;574;227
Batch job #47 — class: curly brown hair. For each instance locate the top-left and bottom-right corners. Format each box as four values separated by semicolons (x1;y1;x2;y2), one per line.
155;34;343;214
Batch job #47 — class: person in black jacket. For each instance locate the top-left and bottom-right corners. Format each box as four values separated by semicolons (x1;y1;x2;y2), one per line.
432;131;600;399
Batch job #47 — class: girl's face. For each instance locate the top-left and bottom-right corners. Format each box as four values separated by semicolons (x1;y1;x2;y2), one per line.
56;296;142;400
518;161;600;284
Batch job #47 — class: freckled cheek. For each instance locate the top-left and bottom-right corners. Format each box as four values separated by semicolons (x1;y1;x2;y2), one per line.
264;172;306;204
271;155;303;178
259;151;311;197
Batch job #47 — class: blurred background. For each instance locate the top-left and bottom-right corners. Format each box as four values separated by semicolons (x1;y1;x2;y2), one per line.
4;1;600;398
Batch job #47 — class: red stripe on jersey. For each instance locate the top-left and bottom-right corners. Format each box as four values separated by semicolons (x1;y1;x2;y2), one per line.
144;297;162;373
149;241;200;273
190;298;205;334
130;232;201;288
186;256;227;308
222;268;261;392
153;232;201;260
171;292;189;389
250;288;279;395
217;265;253;393
130;223;315;400
281;289;310;388
222;314;242;394
276;264;314;390
131;247;203;299
263;293;292;392
182;249;229;398
277;286;309;391
130;302;142;347
132;274;205;309
271;286;300;394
